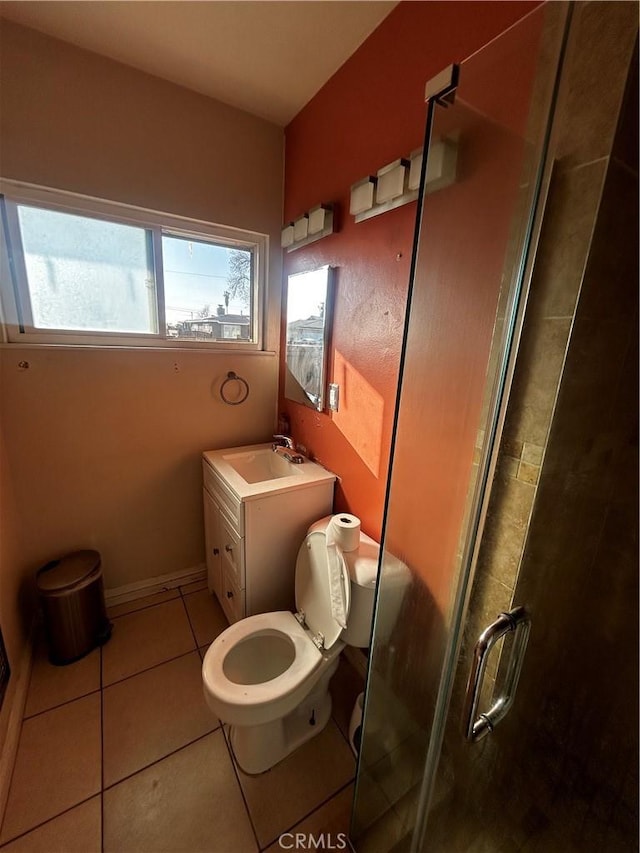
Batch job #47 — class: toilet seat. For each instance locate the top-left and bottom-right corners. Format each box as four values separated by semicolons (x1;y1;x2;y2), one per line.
202;611;323;726
295;530;351;650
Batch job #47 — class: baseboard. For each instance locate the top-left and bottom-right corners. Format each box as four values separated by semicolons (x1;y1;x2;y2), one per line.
0;624;35;831
105;563;207;607
107;567;365;670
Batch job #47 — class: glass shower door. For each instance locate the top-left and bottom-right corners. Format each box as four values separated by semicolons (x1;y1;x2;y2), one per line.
351;4;570;850
408;12;639;850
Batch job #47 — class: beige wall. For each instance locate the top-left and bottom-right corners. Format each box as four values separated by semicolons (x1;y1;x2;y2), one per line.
1;349;278;593
0;20;284;670
0;19;284;352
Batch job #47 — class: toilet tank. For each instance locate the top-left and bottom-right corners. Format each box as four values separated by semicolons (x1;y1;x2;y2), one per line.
307;516;409;649
341;532;380;648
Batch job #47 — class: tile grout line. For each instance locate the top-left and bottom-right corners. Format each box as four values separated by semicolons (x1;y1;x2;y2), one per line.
107;592;194;629
178;588;202;652
204;608;355;850
1;757;355;853
0;793;101;850
0;690;106;848
23;640;202;722
101;727;221;793
23;685;102;722
106;593;180;621
2;589;219;850
105;582;207;619
220;725;262;852
102;646;200;691
7;590;358;850
107;585;206;626
258;779;356;852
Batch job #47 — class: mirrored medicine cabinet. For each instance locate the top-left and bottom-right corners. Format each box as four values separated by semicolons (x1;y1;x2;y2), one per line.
284;266;334;411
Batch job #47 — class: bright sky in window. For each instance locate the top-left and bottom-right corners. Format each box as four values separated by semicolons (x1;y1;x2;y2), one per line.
162;236;250;325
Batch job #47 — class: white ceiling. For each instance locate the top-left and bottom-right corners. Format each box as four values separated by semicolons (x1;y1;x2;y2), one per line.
0;1;398;126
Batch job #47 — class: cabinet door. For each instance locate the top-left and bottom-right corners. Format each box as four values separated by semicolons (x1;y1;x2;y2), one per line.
220;566;245;624
220;514;246;590
203;488;222;599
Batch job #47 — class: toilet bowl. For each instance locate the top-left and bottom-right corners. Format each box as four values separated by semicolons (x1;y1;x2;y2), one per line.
202;515;397;774
203;611;335;727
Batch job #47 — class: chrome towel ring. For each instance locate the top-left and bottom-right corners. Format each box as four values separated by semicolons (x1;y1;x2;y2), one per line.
220;371;249;405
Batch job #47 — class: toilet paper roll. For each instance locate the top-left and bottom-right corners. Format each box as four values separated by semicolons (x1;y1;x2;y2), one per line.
329;513;361;552
325;513;361;630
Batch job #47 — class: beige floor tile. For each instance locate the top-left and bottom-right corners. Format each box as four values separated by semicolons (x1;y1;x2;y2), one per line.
107;589;179;619
391;783;422;840
103;731;257;853
236;719;356;848
353;807;405;853
350;767;393;833
0;796;101;853
183;589;229;647
264;784;353;851
103;651;218;786
179;578;208;595
25;640;100;718
102;599;195;685
0;694;101;845
368;734;425;805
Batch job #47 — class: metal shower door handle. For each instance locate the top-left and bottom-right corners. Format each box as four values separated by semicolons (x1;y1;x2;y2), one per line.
463;605;531;742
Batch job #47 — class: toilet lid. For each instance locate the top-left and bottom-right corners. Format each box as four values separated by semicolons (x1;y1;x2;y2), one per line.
295;530;351;650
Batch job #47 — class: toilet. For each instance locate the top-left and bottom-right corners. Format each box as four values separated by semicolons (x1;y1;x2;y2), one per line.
202;515;384;774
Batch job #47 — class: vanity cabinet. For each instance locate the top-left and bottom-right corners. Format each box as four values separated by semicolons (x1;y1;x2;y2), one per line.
202;444;335;624
203;488;222;601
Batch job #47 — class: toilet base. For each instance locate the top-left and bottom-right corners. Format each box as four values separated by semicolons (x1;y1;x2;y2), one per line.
229;657;338;774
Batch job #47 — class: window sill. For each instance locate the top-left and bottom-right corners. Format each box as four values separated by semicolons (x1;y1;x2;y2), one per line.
0;341;277;356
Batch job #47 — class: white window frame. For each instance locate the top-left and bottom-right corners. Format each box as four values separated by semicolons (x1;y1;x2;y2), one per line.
0;180;267;350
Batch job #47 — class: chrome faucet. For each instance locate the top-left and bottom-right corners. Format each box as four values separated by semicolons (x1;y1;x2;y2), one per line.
272;434;296;450
272;435;305;463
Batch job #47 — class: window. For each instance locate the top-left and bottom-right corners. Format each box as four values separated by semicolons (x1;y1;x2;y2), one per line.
16;206;156;335
0;183;265;348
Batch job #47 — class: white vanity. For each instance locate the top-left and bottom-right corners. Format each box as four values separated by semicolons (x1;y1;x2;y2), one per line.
202;443;335;623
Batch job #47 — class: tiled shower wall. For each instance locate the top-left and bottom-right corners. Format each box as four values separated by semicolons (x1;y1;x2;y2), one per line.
466;0;638;656
432;5;637;851
509;83;639;849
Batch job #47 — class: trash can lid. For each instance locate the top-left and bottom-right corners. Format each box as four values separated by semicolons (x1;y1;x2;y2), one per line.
37;550;101;593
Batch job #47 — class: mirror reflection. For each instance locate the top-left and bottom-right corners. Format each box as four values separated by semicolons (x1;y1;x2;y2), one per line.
285;266;333;411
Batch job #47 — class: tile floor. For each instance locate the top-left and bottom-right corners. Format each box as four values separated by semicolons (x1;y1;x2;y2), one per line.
0;581;360;852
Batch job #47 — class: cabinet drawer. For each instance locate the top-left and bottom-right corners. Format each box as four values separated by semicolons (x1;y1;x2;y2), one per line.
202;461;244;535
220;515;245;590
220;566;245;624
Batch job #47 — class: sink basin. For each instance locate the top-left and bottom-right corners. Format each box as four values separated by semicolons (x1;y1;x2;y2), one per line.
204;443;335;500
222;448;303;484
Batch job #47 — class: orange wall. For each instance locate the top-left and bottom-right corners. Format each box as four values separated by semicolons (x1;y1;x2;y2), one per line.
0;21;284;667
281;1;540;541
387;85;542;610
